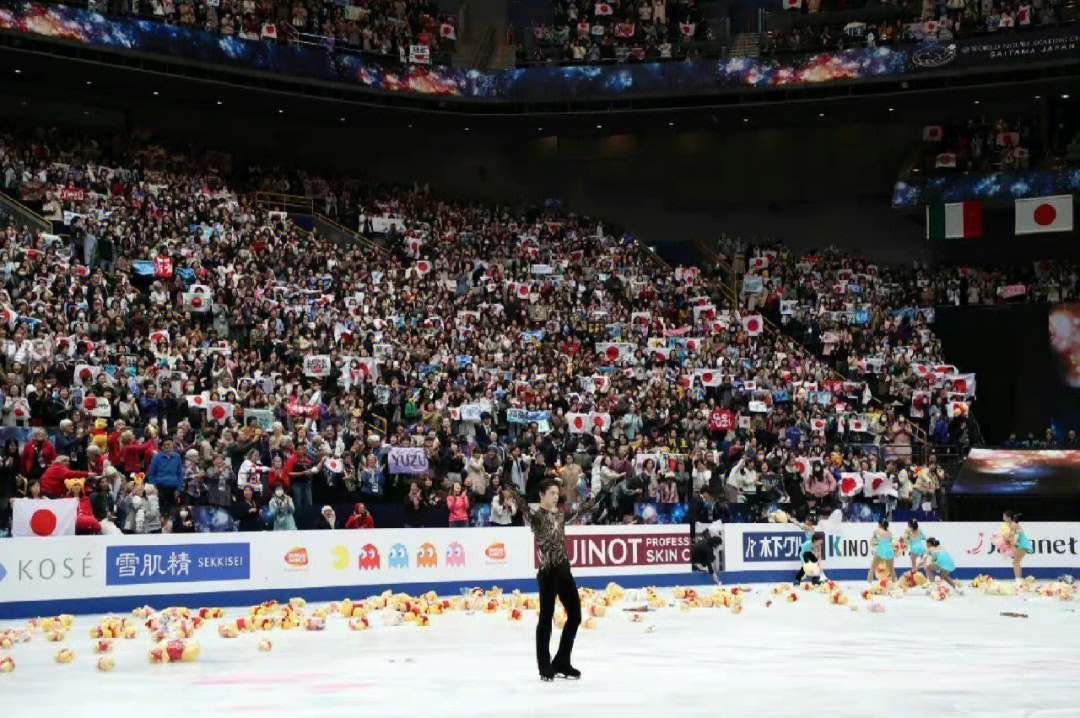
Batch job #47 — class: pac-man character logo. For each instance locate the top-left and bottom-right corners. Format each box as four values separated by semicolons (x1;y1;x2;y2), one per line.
417;542;437;568
358;544;381;570
331;546;349;570
446;542;466;567
387;543;409;569
484;543;507;563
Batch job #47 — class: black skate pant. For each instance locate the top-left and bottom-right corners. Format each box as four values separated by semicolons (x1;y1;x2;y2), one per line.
536;561;581;672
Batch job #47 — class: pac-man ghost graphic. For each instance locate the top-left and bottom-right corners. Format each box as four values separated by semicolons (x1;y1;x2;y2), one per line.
446;541;466;567
416;542;438;568
358;544;381;570
387;543;409;569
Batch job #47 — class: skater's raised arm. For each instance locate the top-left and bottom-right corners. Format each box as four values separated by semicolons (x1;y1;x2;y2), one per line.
505;481;535;528
566;476;615;523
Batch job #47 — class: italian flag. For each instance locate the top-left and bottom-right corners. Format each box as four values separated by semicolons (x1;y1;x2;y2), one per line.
926;201;982;240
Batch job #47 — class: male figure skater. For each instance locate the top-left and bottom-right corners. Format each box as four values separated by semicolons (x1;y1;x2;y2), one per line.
510;477;610;681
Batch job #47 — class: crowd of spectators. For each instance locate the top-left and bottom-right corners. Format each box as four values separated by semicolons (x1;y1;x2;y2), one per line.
0;125;981;537
33;0;458;62
915;116;1036;174
761;0;1076;57
521;0;712;66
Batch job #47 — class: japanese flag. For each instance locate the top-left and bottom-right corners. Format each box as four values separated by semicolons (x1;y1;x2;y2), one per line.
685;337;703;353
783;0;801;7
597;342;630;363
863;472;896;498
742;315;764;336
911;390;930;418
440;22;456;38
261;22;277;38
182;292;210;312
595;2;613;15
696;369;722;387
12;498;77;537
787;457;811;479
589;412;612;432
737;414;751;429
810;418;827;433
592;374;611;393
631;311;651;324
950;373;976;396
149;329;170;345
325;458;344;473
911;363;932;378
693;304;717;323
0;305;17;328
653;348;671;362
1017;5;1030;23
567;412;589;433
750;256;769;270
847;416;869;433
207;401;235;423
74;363;102;387
9;397;30;421
838;472;863;498
186;393;209;408
414;260;432;276
82;395;111;417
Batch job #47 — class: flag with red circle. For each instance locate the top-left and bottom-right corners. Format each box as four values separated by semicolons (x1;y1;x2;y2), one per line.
1016;195;1073;234
73;363;102;388
206;401;235;423
181;292;210;312
696;369;723;387
741;315;764;336
838;472;863;498
596;342;633;363
12;498;77;537
863;471;896;498
186;393;209;408
567;412;589;433
911;390;930;418
82;395;111;417
589;412;611;432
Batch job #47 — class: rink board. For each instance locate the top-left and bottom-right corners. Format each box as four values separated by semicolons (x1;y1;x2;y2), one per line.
4;522;1078;618
723;521;1080;579
0;525;695;618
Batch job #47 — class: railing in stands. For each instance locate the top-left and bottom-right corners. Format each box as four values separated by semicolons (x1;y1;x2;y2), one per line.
317;212;390;257
0;189;54;234
253;191;315;214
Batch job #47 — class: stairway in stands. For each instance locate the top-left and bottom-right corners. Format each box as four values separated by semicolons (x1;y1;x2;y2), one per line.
730;32;760;59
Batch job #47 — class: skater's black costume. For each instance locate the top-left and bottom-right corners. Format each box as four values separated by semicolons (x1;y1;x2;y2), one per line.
509;484;608;680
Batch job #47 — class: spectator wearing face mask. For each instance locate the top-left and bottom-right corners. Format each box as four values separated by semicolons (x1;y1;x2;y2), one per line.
268;486;297;530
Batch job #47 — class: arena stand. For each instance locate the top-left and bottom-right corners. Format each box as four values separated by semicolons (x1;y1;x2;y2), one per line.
0;125;977;540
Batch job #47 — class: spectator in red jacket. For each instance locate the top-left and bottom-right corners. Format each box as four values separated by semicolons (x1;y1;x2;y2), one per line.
447;481;470;527
344;502;374;529
120;431;155;476
40;456;91;499
22;429;57;480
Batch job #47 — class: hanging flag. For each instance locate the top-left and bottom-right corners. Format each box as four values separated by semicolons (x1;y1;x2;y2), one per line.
1016;195;1073;234
926;201;983;240
922;125;943;141
1017;5;1030;23
679;22;696;36
12;498;77;537
186;394;209;408
934;153;957;168
950;373;976;396
440;22;456;39
787;457;812;479
595;2;613;15
261;23;277;38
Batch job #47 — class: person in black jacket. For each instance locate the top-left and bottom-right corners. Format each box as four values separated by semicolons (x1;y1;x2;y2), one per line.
173;505;197;533
235;487;262;531
314;505;337;529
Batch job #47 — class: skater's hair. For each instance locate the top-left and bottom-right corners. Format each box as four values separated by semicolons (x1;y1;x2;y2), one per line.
878;519;889;529
812;531;825;543
1004;510;1021;522
926;537;941;548
538;478;560;496
908;519;919;530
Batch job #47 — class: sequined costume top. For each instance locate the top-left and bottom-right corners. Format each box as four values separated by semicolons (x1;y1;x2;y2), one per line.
510;485;608;571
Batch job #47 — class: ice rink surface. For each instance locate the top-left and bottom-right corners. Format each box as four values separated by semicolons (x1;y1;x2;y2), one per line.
2;582;1079;718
